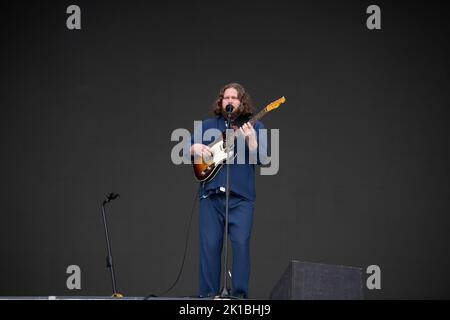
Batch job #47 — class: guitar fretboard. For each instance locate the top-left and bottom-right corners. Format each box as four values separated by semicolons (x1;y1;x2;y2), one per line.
249;107;268;125
227;107;269;141
225;96;285;141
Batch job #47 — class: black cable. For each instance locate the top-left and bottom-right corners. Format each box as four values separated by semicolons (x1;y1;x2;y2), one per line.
144;188;200;300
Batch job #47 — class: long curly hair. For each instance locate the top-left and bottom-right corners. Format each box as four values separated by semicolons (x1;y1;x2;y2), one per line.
212;83;254;117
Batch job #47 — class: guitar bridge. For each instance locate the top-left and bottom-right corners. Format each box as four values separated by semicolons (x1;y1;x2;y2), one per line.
201;164;215;176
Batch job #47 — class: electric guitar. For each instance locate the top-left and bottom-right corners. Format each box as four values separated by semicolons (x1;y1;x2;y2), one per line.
192;96;286;182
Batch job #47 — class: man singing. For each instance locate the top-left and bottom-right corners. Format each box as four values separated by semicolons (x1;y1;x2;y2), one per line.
189;83;267;298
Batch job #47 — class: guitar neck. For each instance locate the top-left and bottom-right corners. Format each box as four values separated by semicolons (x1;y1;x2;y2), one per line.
228;107;269;140
227;96;285;141
249;107;269;125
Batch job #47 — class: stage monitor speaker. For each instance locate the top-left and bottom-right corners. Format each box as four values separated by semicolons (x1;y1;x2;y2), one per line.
270;260;363;300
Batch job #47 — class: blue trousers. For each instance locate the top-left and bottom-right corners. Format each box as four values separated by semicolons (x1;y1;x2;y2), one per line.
199;193;254;298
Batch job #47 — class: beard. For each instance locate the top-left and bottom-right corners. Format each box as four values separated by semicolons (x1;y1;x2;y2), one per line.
221;105;241;120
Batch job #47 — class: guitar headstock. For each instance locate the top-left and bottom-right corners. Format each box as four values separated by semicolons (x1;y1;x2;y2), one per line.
266;96;286;112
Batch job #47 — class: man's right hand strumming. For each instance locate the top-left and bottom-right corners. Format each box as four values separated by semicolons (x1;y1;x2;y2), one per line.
191;144;213;162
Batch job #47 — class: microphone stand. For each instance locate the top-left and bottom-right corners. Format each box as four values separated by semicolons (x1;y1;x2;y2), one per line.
220;108;233;299
101;193;123;298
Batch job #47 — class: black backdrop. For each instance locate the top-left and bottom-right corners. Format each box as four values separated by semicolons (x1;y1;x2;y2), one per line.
1;0;449;299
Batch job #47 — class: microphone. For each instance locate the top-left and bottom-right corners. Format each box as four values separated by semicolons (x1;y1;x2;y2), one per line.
103;192;120;205
225;104;234;113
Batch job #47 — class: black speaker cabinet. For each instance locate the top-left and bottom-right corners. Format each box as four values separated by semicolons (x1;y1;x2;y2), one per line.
270;260;363;300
